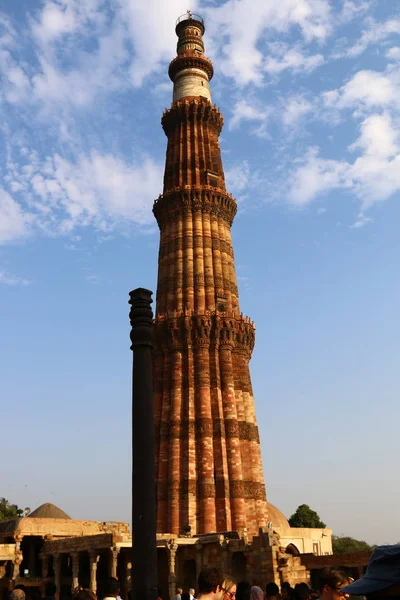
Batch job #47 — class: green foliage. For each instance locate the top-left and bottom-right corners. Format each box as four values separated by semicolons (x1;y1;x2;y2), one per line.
332;535;373;554
288;504;327;528
0;498;23;522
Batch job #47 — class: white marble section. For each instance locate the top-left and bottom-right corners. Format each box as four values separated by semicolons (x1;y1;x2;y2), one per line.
173;68;211;102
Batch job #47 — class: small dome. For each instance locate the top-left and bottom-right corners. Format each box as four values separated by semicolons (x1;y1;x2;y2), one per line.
28;503;71;519
268;503;290;528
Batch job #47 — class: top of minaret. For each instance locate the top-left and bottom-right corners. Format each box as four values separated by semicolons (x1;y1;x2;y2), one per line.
169;12;213;103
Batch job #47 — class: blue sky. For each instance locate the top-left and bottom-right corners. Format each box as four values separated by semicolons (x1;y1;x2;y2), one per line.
1;0;399;544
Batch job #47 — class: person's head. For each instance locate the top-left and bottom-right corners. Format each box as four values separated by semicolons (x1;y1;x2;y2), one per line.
104;578;120;599
250;587;264;600
294;583;312;600
222;578;237;600
281;583;292;600
341;545;400;600
176;589;183;597
10;591;26;600
319;568;350;600
189;590;195;598
236;582;251;600
73;588;97;600
198;568;224;597
45;583;57;598
266;583;280;598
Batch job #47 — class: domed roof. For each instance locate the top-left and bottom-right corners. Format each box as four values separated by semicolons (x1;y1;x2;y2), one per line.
268;503;290;528
28;503;71;519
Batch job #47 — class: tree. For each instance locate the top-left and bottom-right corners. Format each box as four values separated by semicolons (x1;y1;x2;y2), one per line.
332;535;373;554
288;504;326;528
0;498;23;522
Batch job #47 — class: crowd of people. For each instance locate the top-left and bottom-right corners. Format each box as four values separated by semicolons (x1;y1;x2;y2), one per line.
7;545;400;600
175;545;400;600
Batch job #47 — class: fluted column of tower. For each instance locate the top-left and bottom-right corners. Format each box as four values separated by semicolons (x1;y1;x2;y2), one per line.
153;12;268;538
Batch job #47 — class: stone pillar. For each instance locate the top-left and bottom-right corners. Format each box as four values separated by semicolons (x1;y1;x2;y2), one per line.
168;544;178;600
89;551;99;595
129;288;157;600
53;554;61;600
195;544;203;579
12;536;23;581
109;547;120;578
71;552;79;592
220;541;229;574
39;554;49;597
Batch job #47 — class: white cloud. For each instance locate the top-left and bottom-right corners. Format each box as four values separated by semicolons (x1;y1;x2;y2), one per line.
0;271;31;285
322;68;400;113
288;147;348;206
265;44;324;75
282;95;312;126
118;0;198;87
349;114;398;158
229;99;271;137
387;47;400;61
0;188;31;244
345;17;400;57
287;113;400;210
350;213;373;228
225;161;250;193
31;0;105;44
204;0;332;85
338;1;370;23
4;150;164;237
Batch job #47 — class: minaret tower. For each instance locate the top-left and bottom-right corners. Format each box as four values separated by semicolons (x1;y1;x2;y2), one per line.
152;12;268;539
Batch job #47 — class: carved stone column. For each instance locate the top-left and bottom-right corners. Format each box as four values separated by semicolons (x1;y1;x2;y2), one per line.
12;536;23;581
89;551;100;595
168;544;178;600
109;546;120;578
71;552;80;592
53;554;61;600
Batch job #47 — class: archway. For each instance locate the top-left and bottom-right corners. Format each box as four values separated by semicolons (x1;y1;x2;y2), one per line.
285;544;300;556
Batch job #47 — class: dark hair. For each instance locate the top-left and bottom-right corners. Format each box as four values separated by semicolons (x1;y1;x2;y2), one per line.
236;581;251;600
104;578;120;597
266;583;279;597
198;568;224;594
282;583;292;592
72;589;97;600
318;568;349;593
45;583;57;598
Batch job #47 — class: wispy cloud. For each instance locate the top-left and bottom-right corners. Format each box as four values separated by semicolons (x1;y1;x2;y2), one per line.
0;270;31;285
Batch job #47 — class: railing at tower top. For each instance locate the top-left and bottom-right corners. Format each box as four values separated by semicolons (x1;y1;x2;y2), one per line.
176;12;204;26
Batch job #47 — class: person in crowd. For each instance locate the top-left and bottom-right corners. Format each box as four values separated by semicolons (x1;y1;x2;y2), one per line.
43;583;57;600
197;567;225;599
282;583;294;600
266;583;280;600
189;589;196;600
294;583;312;600
10;591;26;600
73;588;97;600
236;582;251;600
250;587;264;600
222;577;237;600
341;545;400;600
103;577;121;600
174;588;183;600
318;568;350;600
